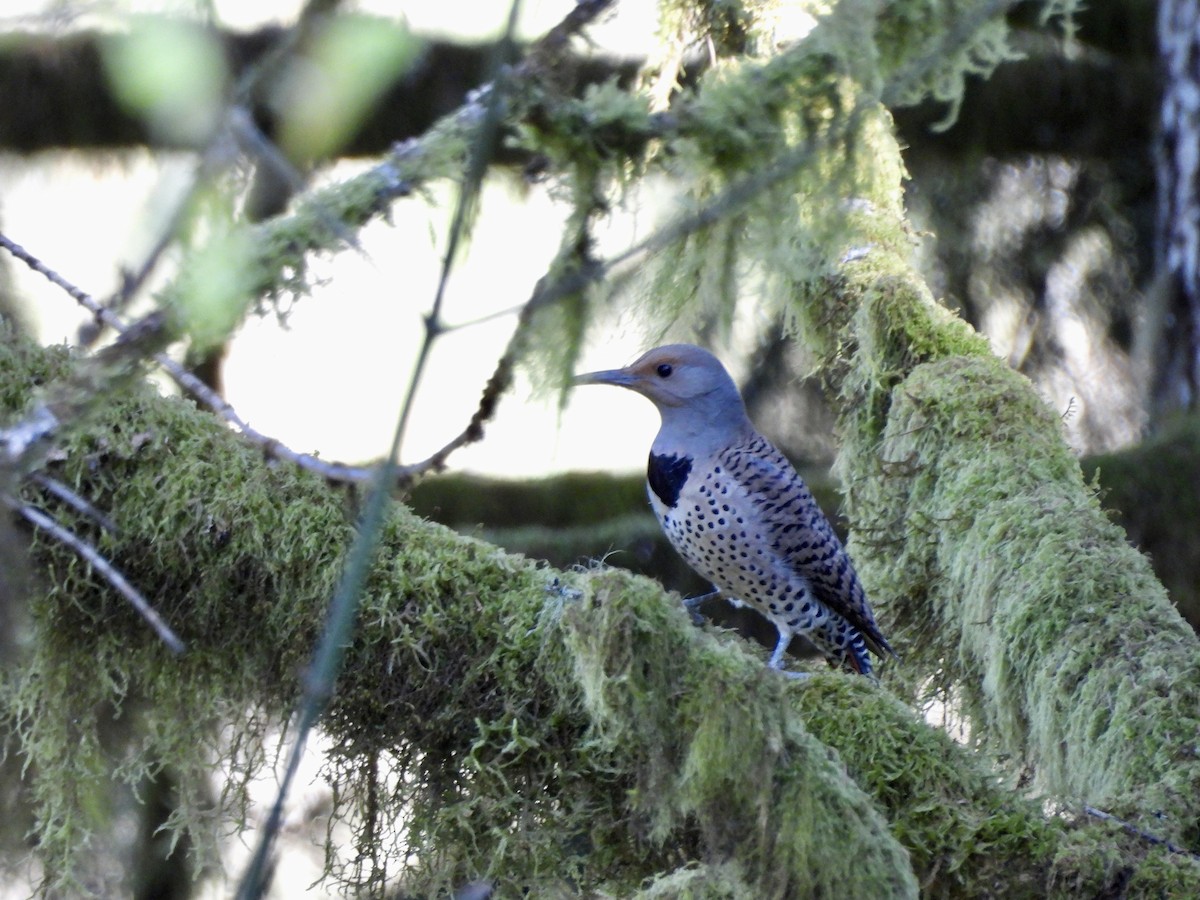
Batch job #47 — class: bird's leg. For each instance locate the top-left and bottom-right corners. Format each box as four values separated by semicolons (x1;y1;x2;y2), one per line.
682;588;720;625
767;630;790;669
684;588;748;611
683;588;721;610
767;629;813;680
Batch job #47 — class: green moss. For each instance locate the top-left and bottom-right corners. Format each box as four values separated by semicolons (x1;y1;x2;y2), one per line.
5;328;1200;895
560;569;918;899
2;359;350;891
0;330;72;414
1050;823;1200;897
847;354;1200;849
793;676;1059;896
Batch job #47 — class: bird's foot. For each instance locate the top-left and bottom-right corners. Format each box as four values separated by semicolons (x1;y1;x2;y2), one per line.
683;589;720;609
768;642;813;680
682;590;720;624
767;631;792;670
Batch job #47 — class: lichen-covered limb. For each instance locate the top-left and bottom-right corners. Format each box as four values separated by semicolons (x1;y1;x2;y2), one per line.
7;332;1200;895
820;242;1200;853
636;0;1200;861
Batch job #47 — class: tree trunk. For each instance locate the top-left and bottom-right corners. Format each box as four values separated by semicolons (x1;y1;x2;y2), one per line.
1149;0;1200;419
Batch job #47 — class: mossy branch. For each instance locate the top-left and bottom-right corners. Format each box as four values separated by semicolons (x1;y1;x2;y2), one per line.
2;316;1199;895
815;215;1200;857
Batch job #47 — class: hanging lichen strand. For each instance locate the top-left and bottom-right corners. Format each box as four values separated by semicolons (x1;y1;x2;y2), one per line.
600;0;1016;357
499;0;1026;379
11;316;1199;896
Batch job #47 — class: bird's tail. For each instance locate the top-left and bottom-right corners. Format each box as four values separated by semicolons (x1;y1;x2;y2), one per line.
837;635;878;682
812;620;878;681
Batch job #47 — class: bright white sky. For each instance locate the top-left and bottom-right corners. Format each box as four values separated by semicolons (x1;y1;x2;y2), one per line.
2;0;662;51
0;0;675;478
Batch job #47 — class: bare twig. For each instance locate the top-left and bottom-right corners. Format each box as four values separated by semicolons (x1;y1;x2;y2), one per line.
13;502;184;654
0;232;373;482
30;473;118;534
391;253;603;489
1083;805;1200;859
0;232;101;315
391;0;523;458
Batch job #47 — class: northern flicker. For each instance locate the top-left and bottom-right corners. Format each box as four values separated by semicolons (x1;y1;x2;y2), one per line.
574;343;894;678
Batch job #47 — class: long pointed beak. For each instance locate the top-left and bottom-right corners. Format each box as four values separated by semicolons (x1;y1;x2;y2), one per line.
572;367;638;388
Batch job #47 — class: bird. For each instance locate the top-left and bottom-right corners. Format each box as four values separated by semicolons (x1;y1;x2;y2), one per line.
574;343;895;678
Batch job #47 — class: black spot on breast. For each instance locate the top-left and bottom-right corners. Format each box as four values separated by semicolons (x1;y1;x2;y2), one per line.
648;452;692;509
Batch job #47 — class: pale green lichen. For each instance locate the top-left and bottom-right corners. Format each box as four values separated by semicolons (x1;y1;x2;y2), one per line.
875;0;1026;125
3;331;1200;895
848;350;1200;848
560;0;1074;376
631;860;753;898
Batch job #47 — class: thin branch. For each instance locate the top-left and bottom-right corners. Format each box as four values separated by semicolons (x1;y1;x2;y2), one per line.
0;232;372;482
0;232;101;314
13;502;184;654
391;0;523;458
1083;805;1200;859
30;473;118;534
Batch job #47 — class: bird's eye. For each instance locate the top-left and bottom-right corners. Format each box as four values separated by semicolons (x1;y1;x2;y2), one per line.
656;363;673;378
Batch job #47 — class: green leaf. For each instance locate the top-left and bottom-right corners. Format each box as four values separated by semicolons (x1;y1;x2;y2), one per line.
275;15;423;162
172;227;255;350
103;16;227;145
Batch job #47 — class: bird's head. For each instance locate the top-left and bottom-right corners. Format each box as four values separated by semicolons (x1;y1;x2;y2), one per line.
574;344;751;442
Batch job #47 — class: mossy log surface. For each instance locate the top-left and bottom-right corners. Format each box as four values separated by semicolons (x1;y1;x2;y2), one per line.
872;356;1200;833
3;325;1200;896
819;221;1200;878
